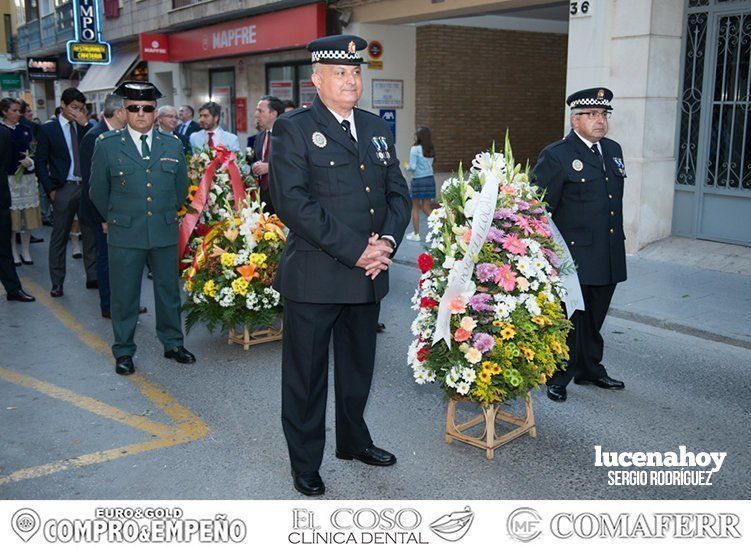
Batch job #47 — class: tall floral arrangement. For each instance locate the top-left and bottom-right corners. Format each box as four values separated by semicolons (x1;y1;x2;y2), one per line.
409;138;573;406
181;195;285;333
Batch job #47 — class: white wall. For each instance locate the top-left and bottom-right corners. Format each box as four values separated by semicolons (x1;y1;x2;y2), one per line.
347;22;416;166
565;0;684;252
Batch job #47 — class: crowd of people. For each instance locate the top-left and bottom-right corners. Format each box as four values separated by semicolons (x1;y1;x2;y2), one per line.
0;88;298;306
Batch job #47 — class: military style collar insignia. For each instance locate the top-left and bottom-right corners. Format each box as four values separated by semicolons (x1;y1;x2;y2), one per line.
572;159;583;171
613;157;627;177
372;136;390;162
312;131;327;148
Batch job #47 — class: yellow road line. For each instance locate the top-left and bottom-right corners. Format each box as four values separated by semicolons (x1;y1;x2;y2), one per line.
0;367;174;438
0;278;210;486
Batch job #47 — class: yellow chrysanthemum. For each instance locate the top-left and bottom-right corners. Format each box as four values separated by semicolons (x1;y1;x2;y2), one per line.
521;347;535;361
220;252;237;268
249;252;267;267
481;361;494;372
492;320;503;327
491;363;501;375
263;231;277;242
551;340;563;354
184;279;193;292
231;277;249;296
203;279;218;297
478;370;492;383
531;316;547;327
500;324;516;340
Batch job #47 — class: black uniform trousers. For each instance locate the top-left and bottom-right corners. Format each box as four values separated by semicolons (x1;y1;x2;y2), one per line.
0;209;22;295
281;298;380;473
550;283;617;387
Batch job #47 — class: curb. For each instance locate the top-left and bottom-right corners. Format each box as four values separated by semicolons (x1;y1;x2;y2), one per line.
393;256;751;351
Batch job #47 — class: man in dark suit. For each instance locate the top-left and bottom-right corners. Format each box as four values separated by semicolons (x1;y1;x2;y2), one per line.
177;105;200;140
270;35;411;497
533;87;627;403
35;87;95;297
251;95;284;214
1;123;35;302
156;105;191;154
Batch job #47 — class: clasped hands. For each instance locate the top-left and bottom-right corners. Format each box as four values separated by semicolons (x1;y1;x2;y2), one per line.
355;234;393;280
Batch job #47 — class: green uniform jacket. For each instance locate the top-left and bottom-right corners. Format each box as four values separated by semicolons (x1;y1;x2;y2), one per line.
89;127;189;249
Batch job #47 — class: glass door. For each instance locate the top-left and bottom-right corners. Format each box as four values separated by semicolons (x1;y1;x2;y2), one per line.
210;68;236;134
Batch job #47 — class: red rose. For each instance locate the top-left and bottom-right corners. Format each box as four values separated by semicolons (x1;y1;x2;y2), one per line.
417;346;431;362
420;296;437;309
417;253;434;273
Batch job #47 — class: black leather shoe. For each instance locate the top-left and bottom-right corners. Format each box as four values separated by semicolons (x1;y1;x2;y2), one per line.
50;284;64;298
336;444;396;466
575;375;625;390
6;289;35;302
86;280;98;289
139;306;147;314
547;384;567;402
292;471;325;497
164;346;196;364
115;356;135;376
21;257;33;265
376;322;386;333
30;234;44;244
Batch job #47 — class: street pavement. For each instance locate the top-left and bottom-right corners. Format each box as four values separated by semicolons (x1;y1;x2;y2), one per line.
1;224;749;500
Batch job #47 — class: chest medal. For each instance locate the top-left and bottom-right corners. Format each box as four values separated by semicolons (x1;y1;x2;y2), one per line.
613;157;627;177
572;159;583;172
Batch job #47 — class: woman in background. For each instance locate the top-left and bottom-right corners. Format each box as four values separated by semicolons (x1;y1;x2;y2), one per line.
405;126;436;241
1;97;41;265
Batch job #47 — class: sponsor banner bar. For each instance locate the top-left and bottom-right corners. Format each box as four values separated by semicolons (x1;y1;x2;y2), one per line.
0;500;747;548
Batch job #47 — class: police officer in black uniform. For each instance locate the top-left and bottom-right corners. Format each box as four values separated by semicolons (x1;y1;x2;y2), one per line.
533;87;627;403
270;35;411;496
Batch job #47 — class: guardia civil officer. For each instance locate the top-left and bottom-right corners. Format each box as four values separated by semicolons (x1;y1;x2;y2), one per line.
89;82;196;376
533;87;627;403
270;35;411;496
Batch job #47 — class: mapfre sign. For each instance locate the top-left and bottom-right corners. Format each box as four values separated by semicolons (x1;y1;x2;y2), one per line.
139;3;326;63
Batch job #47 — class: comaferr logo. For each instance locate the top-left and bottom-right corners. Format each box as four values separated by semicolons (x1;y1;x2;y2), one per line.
551;512;741;539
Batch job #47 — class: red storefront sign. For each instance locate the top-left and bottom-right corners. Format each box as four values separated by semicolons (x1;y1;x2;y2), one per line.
235;98;248;133
167;3;326;62
139;33;170;62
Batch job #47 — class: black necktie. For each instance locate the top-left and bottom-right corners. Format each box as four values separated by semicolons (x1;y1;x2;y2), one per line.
140;134;150;159
590;144;601;157
341;119;356;143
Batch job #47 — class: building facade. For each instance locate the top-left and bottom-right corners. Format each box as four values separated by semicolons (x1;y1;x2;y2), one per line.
9;0;751;249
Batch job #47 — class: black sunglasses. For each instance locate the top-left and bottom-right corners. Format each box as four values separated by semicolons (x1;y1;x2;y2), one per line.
126;105;156;113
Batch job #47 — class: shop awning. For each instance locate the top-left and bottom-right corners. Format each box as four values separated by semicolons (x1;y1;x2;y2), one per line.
78;50;139;94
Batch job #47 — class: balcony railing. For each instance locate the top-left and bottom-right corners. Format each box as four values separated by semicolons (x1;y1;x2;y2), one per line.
16;2;74;56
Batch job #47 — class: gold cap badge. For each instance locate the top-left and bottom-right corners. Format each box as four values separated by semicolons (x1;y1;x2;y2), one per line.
348;41;356;54
597;89;605;99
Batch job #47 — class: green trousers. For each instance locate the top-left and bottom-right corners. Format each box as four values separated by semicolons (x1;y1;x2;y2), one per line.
108;244;184;359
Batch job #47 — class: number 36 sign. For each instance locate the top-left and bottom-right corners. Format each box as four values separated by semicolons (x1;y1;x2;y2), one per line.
570;1;592;17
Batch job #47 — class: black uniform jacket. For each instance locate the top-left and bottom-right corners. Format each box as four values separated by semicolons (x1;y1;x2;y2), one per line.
269;96;411;304
533;130;627;286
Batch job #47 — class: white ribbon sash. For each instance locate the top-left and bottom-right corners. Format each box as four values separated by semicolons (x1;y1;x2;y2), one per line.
545;213;585;318
433;171;500;348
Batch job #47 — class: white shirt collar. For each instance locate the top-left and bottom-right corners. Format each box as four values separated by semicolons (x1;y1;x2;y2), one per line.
1;120;16;129
326;107;356;140
574;130;601;152
127;125;153;152
58;113;75;130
